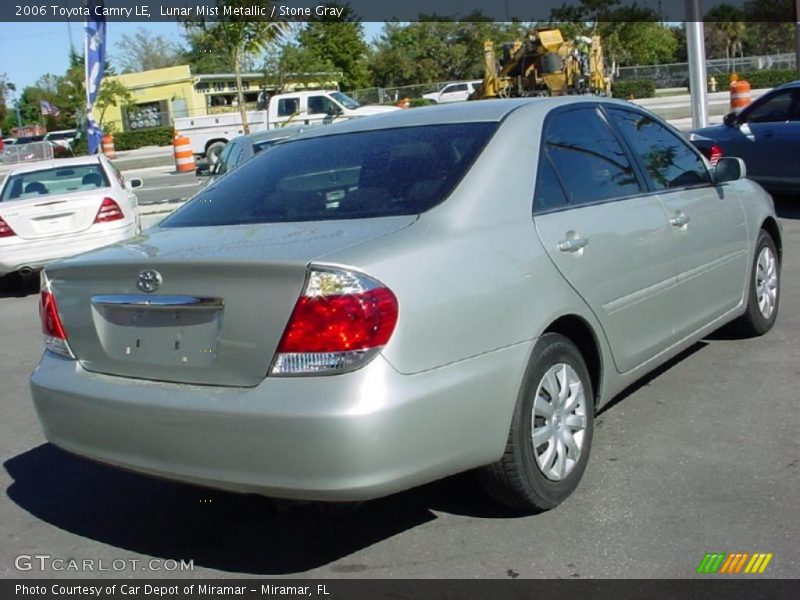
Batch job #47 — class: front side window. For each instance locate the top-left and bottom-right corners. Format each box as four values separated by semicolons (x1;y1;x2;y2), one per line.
307;95;335;115
742;90;797;124
106;160;126;187
1;164;110;201
214;142;243;176
608;108;710;190
543;107;642;206
162;123;498;227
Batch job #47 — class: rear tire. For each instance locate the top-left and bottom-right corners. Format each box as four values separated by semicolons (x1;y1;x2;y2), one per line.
731;230;779;337
480;333;594;511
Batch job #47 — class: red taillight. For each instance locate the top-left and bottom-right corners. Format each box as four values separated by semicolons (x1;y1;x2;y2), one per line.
40;290;68;339
0;216;16;237
272;268;399;375
709;144;723;166
278;288;398;353
93;197;124;223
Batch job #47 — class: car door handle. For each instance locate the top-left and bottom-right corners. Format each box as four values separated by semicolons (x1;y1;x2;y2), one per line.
670;213;691;228
557;237;589;252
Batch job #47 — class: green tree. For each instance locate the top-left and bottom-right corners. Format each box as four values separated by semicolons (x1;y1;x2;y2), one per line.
0;74;15;131
116;28;185;73
741;0;795;55
550;1;678;67
367;17;528;88
704;4;746;67
265;42;339;91
95;79;134;130
288;3;370;91
184;0;288;133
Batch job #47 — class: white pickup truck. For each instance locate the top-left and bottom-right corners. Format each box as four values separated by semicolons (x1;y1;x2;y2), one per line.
174;90;399;162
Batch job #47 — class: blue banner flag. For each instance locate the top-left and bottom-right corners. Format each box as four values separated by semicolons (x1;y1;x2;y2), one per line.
85;0;106;154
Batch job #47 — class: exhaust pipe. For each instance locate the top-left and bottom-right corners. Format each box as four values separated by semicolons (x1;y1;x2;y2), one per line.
18;267;35;278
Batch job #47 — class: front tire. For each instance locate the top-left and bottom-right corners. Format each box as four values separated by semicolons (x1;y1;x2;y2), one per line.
732;230;779;336
480;333;594;511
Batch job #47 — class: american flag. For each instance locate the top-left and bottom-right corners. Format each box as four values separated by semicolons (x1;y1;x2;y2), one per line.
40;100;61;117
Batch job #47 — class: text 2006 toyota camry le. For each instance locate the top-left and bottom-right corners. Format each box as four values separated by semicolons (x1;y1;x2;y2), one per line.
30;99;781;511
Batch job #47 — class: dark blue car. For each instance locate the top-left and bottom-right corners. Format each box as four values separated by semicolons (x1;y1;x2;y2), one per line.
692;81;800;194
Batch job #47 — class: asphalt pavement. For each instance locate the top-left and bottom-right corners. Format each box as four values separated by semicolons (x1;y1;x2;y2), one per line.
0;181;798;579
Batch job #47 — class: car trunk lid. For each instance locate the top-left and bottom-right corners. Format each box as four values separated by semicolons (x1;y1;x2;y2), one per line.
0;191;109;240
46;218;415;387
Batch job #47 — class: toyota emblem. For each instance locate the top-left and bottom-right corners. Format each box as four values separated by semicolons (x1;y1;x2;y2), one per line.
136;269;162;293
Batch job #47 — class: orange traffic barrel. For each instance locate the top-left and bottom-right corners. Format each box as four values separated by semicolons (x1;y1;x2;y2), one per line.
101;135;116;159
396;97;410;109
173;133;196;173
730;79;751;110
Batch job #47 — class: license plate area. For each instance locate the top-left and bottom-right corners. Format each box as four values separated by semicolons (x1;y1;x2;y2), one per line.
91;295;223;368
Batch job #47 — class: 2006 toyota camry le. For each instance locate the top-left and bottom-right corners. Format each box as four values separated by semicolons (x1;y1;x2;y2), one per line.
30;98;781;511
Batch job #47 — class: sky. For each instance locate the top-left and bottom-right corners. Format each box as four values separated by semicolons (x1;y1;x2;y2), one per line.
0;20;384;100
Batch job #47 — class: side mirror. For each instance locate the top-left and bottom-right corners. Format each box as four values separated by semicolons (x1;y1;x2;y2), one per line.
723;111;739;127
127;177;144;189
326;105;343;116
714;157;747;184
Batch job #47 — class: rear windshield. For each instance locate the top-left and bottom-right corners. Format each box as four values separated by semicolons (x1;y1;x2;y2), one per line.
162;123;498;227
1;164;110;202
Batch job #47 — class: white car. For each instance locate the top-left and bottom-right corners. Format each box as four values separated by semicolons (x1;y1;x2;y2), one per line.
422;80;483;104
0;155;142;277
43;129;78;151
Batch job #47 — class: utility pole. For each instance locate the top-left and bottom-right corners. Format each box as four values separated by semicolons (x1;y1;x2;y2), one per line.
14;99;23;129
685;0;708;129
795;0;800;77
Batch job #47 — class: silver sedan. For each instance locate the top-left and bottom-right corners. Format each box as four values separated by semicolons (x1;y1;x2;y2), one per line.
29;98;781;511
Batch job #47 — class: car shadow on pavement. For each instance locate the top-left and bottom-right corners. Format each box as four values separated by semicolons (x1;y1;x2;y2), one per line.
596;341;708;417
0;273;39;298
5;444;523;575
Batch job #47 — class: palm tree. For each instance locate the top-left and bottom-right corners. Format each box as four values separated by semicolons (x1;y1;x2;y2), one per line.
186;1;288;133
705;4;746;72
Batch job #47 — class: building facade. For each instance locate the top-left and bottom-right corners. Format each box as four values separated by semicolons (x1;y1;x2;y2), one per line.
97;65;340;133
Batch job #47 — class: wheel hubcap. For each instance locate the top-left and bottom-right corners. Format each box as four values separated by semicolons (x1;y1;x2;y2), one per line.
755;246;778;320
531;363;587;481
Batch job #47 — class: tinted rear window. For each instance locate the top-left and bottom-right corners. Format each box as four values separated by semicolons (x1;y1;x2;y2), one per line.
1;164;110;201
162;123;498;227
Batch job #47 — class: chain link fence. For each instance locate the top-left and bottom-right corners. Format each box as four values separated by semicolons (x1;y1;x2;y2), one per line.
616;53;796;88
0;141;55;165
352;82;449;105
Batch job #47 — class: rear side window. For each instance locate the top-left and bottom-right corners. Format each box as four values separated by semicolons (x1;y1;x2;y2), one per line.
608;108;710;190
277;98;299;117
162;123;498;227
533;156;568;213
543;108;642;206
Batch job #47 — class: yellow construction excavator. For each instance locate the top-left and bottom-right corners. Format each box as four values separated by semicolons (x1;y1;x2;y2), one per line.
470;28;611;99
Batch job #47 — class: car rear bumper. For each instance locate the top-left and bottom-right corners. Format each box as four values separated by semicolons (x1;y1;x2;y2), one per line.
29;343;529;501
0;221;136;276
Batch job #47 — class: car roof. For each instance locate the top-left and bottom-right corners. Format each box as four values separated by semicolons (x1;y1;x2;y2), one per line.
229;125;319;146
290;97;639;140
4;154;104;176
774;80;800;91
